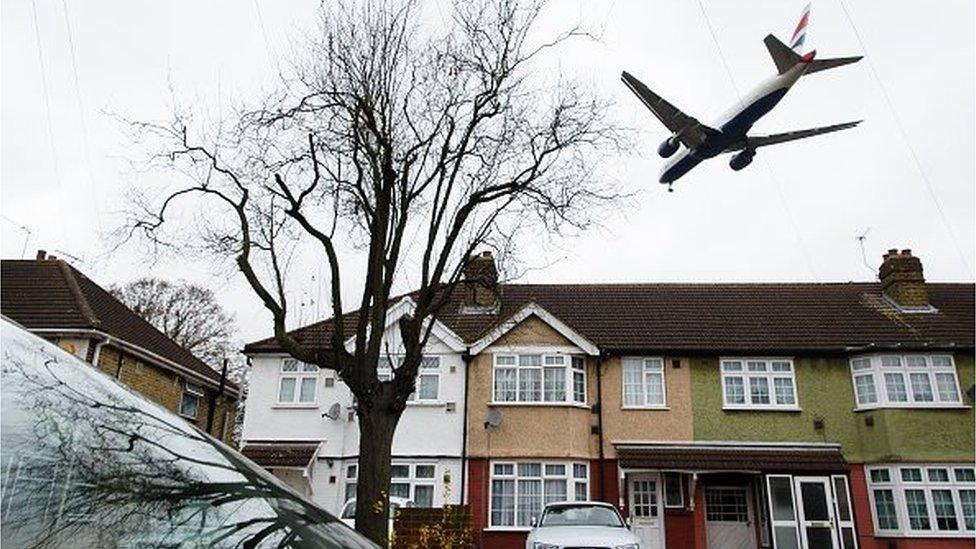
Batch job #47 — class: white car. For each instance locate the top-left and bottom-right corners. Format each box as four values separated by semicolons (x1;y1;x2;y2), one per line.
339;496;413;534
525;501;641;549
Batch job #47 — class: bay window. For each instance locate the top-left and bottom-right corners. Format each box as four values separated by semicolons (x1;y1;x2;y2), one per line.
867;464;976;537
277;359;319;405
721;358;798;410
489;461;589;528
850;354;962;409
493;354;586;405
622;357;666;408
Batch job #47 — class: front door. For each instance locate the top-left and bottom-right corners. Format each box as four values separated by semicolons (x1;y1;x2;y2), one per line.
705;486;757;549
629;473;664;549
794;477;839;549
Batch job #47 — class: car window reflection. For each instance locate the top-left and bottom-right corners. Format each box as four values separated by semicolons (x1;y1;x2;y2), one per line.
0;323;376;548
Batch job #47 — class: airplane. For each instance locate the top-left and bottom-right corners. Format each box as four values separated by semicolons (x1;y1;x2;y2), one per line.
622;4;863;190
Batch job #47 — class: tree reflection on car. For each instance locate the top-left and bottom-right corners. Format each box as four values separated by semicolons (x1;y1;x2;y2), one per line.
0;319;377;548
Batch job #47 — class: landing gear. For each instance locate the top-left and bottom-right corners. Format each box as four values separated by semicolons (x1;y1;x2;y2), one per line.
668;183;674;193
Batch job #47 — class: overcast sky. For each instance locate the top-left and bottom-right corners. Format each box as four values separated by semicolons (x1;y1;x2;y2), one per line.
2;0;973;344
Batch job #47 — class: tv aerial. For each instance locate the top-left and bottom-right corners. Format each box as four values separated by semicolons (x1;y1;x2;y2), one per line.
322;402;342;421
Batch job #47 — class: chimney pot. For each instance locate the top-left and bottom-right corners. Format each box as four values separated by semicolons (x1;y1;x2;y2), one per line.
36;250;47;260
901;249;912;256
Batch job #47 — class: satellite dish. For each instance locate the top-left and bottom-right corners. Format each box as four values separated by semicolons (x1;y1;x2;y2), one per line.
322;402;342;421
484;408;503;429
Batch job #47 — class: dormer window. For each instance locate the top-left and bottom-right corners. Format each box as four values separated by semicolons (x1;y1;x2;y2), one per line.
850;354;962;410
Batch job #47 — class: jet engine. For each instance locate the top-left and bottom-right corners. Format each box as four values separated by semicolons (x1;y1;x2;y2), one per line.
657;137;679;158
729;149;756;171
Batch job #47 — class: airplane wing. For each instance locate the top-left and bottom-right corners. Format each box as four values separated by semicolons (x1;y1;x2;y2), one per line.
740;120;862;149
621;71;709;148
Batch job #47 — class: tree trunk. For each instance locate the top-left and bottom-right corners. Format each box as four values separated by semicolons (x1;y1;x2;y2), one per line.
354;398;401;547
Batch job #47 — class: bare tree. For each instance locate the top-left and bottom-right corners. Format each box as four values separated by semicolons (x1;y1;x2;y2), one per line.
109;278;236;368
120;0;624;544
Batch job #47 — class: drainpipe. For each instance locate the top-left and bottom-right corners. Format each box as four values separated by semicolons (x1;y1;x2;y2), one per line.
206;357;229;435
89;335;109;367
459;349;473;505
114;348;125;379
596;353;607;501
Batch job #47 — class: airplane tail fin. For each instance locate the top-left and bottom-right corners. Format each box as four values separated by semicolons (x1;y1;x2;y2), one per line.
767;4;863;75
765;34;800;75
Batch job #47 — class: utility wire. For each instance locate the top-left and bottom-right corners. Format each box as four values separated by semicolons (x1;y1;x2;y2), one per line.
59;0;101;231
835;0;971;275
30;0;68;247
694;0;820;280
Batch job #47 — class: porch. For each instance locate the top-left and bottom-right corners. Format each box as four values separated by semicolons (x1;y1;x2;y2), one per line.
614;442;856;549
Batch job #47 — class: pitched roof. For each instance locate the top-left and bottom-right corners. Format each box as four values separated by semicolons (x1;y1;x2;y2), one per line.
244;282;974;355
1;259;235;391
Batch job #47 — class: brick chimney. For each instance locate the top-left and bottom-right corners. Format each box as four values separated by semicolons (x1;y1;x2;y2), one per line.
879;248;929;308
462;251;498;307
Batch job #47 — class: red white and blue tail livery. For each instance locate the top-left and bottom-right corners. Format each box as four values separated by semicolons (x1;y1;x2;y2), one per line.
622;4;863;188
790;3;810;51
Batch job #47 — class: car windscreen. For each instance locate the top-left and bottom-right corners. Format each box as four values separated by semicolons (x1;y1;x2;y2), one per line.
540;504;625;527
0;321;377;548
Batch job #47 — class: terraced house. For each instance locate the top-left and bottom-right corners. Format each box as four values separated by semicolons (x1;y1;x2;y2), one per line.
241;249;973;549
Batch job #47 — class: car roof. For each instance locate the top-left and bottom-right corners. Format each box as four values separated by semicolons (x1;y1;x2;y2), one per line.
544;501;617;509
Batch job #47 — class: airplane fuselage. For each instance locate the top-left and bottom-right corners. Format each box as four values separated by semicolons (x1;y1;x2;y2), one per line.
660;61;809;183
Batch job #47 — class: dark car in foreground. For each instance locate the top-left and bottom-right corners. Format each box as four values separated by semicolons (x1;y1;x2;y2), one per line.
0;318;377;548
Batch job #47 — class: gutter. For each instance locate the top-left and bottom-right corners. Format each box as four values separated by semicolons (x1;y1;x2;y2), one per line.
459;349;473;505
30;328;240;398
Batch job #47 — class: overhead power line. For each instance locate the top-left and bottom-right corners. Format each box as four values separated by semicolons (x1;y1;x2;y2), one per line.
835;0;971;275
694;0;820;280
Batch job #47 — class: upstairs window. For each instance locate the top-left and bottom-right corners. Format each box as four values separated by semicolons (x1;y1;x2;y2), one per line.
179;383;203;419
278;359;319;405
377;355;441;402
850;355;962;409
721;359;798;410
622;357;666;408
493;354;586;405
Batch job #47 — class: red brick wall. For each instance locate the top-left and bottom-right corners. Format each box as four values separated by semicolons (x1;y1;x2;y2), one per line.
850;463;974;549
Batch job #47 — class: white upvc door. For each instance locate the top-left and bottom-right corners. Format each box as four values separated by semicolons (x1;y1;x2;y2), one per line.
629;473;665;549
793;476;840;549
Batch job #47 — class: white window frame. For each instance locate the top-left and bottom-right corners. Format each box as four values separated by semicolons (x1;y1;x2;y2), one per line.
276;359;320;406
621;357;667;409
491;353;587;406
179;383;203;419
866;463;976;538
377;355;442;403
390;462;438;507
344;462;437;506
663;472;685;508
488;460;589;530
850;354;964;410
721;358;799;411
